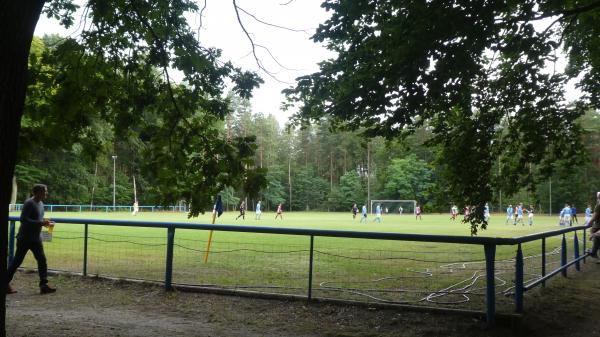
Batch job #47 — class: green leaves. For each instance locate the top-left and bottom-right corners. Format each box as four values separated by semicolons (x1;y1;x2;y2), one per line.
20;0;266;216
286;0;598;233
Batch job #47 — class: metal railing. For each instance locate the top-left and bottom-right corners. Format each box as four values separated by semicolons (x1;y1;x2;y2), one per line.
7;216;590;325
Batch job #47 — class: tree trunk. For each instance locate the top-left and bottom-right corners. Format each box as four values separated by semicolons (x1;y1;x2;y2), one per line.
0;1;46;335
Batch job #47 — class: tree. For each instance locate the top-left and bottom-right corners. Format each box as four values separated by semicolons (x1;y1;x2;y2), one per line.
383;155;433;204
291;167;328;211
340;170;366;205
285;1;600;233
1;1;266;333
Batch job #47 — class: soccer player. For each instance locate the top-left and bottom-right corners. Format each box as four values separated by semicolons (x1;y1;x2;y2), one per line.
515;203;525;226
527;204;534;226
505;204;514;225
236;200;246;220
450;204;458;221
373;203;382;223
398;206;403;215
562;204;572;226
275;203;283;220
255;201;262;220
352;203;358;219
585;204;593;225
571;204;578;224
484;203;490;222
360;204;368;223
415;204;422;220
131;201;139;216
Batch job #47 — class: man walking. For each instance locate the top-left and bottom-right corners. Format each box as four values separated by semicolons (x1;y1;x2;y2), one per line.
7;184;57;294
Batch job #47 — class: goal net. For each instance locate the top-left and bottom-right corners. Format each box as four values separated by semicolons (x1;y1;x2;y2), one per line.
370;200;417;215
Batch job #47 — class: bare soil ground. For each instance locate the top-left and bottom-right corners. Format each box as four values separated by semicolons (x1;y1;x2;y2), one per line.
6;261;600;337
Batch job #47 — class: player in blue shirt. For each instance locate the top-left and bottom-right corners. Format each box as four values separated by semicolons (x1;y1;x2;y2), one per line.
255;201;262;220
505;205;514;225
360;204;368;223
373;204;382;223
585;204;593;225
561;204;572;226
571;205;578;224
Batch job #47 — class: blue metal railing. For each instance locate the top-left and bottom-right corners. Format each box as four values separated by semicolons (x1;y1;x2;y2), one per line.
7;216;591;325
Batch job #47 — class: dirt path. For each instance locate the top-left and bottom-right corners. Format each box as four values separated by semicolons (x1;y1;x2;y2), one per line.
6;261;600;337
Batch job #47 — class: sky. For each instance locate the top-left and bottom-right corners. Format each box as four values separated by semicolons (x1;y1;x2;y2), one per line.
34;0;335;126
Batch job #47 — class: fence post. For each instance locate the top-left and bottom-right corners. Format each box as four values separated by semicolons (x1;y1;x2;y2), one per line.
308;235;314;301
484;244;496;325
8;221;16;264
83;223;88;276
561;234;567;277
574;231;580;271
541;238;546;287
165;226;175;291
515;243;524;313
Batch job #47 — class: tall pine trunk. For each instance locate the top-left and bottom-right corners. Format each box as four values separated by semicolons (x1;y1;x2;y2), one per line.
0;1;46;335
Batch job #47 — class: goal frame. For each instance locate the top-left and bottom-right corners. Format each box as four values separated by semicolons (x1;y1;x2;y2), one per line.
370;200;417;215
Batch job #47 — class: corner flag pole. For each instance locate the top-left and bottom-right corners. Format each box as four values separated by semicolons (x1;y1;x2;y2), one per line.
203;194;223;263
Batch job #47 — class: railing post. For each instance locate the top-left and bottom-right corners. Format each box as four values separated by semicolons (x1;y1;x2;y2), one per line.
165;226;175;291
308;235;314;301
574;231;580;271
8;221;16;264
83;223;88;276
561;234;567;277
541;238;546;287
484;244;496;326
515;244;524;313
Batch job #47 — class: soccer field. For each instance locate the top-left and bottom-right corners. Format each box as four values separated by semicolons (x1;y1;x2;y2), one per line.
9;210;584;312
12;209;571;234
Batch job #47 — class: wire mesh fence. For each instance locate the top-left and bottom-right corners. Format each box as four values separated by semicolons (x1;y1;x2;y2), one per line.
10;217;591;322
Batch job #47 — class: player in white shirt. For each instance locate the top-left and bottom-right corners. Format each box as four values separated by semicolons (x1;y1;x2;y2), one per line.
450;205;458;221
527;204;534;226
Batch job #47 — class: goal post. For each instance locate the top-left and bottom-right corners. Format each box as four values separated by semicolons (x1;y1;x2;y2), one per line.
370;200;417;215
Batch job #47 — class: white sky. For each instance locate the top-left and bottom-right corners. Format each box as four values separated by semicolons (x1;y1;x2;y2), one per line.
34;0;335;126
